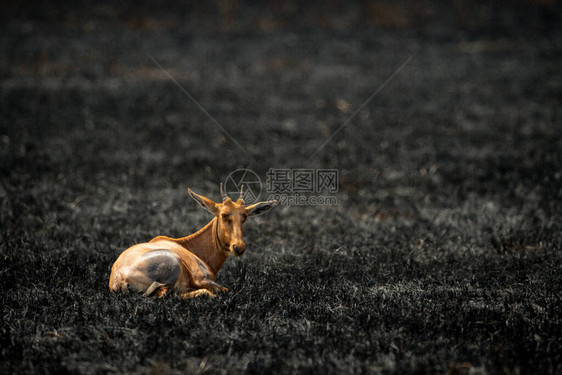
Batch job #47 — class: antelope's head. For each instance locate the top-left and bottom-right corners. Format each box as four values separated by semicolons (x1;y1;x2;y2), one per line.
188;184;277;256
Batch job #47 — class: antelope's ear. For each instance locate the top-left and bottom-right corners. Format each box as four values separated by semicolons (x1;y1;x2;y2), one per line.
188;188;219;215
246;200;277;217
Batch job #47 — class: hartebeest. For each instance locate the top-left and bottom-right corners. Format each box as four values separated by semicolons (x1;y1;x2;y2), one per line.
109;184;276;298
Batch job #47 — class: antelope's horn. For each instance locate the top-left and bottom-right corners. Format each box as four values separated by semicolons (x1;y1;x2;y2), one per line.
220;183;228;201
239;185;245;201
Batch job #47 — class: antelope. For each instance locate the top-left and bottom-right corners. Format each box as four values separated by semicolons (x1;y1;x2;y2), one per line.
109;184;277;298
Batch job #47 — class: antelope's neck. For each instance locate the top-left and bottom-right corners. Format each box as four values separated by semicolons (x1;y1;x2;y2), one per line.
177;217;228;276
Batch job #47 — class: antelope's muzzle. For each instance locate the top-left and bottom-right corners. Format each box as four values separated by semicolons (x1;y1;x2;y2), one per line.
232;244;245;256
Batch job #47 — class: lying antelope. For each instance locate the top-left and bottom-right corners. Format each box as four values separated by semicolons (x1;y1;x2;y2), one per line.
109;184;276;298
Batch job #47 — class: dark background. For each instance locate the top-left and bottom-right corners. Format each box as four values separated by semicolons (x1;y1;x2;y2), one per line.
1;1;561;374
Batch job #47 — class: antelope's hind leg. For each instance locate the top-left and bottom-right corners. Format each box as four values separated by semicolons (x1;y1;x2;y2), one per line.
143;281;170;297
136;249;181;297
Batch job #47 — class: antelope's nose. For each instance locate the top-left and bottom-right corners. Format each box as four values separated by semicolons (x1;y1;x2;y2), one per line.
232;244;245;256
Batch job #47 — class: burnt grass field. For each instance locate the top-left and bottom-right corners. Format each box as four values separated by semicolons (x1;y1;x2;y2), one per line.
1;1;561;374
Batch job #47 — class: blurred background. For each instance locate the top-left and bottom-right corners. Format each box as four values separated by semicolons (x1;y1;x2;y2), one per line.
2;0;560;196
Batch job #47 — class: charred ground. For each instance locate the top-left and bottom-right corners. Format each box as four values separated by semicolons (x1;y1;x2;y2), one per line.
1;1;561;374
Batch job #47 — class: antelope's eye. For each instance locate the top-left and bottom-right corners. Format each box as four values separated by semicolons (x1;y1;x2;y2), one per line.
221;213;231;221
241;214;247;222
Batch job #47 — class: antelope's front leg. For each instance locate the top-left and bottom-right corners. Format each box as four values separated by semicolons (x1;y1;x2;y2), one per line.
180;279;229;299
204;280;229;293
181;289;217;299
